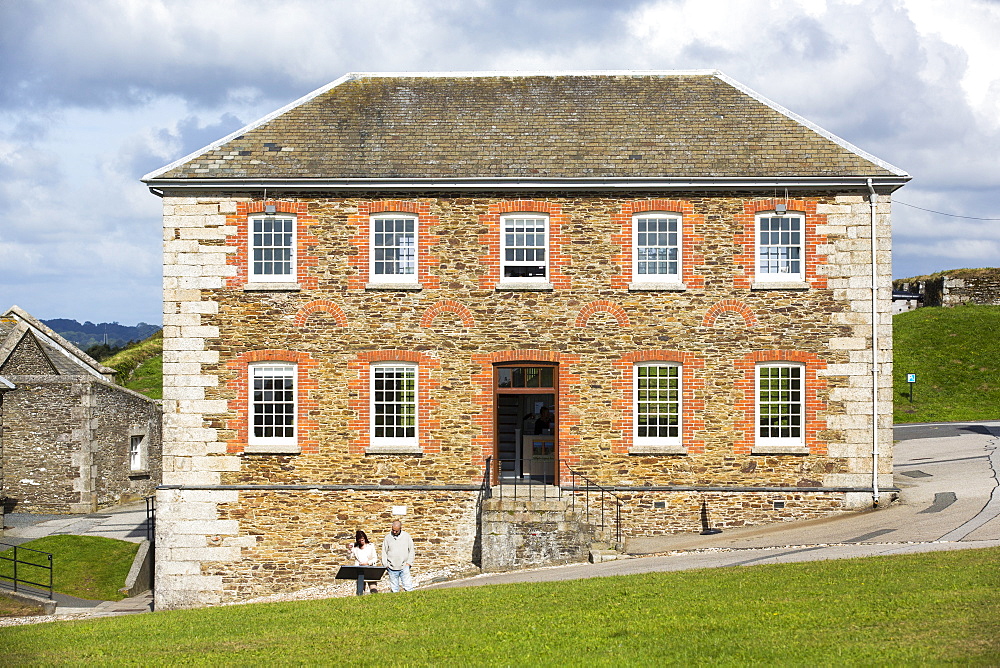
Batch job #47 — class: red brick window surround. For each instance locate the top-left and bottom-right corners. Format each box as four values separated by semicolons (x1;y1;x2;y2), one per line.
732;350;828;456
347;201;441;291
224;350;319;455
611;200;705;290
226;201;319;290
346;350;441;456
478;201;571;290
612;350;705;455
733;199;828;290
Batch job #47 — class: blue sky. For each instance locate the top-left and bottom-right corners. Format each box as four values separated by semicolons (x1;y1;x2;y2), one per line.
2;0;999;324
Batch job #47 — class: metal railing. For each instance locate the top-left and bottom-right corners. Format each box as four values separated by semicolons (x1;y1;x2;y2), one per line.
478;457;493;503
487;460;622;543
0;542;53;599
562;466;622;545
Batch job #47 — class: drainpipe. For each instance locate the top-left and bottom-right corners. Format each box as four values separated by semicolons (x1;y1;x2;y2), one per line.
867;179;880;507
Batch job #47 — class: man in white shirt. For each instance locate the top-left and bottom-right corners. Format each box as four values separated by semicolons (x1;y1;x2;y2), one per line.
381;520;416;592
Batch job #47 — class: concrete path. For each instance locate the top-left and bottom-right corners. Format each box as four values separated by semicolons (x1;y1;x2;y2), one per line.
428;421;1000;590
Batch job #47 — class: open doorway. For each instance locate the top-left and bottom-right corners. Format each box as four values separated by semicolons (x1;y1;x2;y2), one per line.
495;365;557;484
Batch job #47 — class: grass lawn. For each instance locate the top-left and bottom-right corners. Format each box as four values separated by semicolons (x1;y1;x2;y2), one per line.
893;305;1000;423
0;536;138;602
3;547;998;665
124;354;162;399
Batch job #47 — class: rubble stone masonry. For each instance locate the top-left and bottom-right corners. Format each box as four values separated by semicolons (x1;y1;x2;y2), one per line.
156;192;893;608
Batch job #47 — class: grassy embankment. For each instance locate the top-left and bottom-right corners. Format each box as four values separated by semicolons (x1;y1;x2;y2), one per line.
893;304;1000;423
102;330;162;399
2;546;999;665
0;535;139;602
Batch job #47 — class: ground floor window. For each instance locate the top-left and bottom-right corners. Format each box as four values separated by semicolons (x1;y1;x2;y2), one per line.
756;364;803;446
634;363;681;445
372;363;418;446
250;363;297;445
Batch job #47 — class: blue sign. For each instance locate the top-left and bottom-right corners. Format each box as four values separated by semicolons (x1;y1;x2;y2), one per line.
907;373;916;383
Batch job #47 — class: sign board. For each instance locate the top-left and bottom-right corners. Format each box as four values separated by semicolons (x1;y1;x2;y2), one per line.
391;505;407;516
906;373;916;383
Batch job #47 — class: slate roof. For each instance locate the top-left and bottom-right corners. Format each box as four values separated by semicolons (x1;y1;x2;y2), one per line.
0;306;114;379
145;71;907;187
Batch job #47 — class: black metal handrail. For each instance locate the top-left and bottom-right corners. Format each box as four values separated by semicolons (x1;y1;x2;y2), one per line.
478;457;493;502
0;542;53;599
562;465;623;545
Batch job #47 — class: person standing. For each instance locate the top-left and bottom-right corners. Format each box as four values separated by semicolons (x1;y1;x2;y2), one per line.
347;530;378;595
381;520;415;592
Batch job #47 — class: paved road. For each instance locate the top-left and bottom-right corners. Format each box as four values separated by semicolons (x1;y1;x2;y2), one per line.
429;421;1000;589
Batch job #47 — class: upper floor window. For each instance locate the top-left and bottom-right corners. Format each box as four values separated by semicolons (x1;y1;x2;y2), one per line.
501;213;548;282
371;363;418;448
756;364;803;447
756;213;803;281
371;214;417;283
633;213;681;282
250;363;297;446
634;363;681;446
250;214;296;282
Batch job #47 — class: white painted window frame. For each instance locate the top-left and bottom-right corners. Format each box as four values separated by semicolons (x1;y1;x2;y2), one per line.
369;213;419;284
755;363;805;450
129;434;146;471
632;212;682;285
249;362;298;448
755;211;805;283
249;213;297;283
370;362;419;452
499;212;549;286
633;362;682;448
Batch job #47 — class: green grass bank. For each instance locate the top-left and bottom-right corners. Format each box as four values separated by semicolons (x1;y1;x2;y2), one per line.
0;536;138;602
2;547;998;665
893;305;1000;423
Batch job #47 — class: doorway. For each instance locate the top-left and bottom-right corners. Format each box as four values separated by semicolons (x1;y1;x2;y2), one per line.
494;365;557;484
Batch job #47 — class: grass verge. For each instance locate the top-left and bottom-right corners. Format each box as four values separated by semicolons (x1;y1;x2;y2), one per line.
102;330;162;399
0;536;138;602
893;305;1000;423
2;547;999;665
0;593;45;618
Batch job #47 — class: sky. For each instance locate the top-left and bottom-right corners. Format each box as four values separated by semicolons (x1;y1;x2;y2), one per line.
2;0;999;325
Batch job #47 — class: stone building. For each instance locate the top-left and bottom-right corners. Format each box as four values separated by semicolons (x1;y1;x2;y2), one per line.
143;71;908;609
0;306;162;514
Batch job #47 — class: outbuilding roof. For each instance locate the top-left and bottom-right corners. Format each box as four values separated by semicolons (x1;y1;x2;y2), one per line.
144;70;907;190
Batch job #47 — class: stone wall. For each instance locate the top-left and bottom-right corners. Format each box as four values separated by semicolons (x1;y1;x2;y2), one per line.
156;190;893;608
93;383;162;507
893;268;1000;309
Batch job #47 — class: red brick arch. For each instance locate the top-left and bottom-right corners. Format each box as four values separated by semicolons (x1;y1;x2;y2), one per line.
294;300;348;327
420;301;475;328
575;300;630;328
702;300;758;328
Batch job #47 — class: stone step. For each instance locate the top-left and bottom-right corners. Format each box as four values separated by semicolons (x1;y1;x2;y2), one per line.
589;549;622;563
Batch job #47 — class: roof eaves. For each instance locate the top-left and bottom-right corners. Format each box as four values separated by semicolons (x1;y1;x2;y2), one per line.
714;72;910;179
147;175;910;193
0;375;14;391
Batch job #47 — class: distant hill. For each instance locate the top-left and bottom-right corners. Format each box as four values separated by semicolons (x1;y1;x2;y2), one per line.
41;318;161;350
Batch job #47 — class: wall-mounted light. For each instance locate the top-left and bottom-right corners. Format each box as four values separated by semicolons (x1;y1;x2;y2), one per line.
264;204;277;215
775;203;787;215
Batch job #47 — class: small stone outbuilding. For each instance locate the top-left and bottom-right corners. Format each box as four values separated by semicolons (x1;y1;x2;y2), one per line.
0;306;162;514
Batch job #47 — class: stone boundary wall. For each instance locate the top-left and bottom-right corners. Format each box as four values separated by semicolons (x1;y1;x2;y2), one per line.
894;268;1000;310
